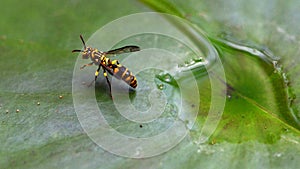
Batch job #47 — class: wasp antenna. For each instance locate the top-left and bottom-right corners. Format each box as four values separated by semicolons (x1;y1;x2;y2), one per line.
72;49;83;53
79;35;86;49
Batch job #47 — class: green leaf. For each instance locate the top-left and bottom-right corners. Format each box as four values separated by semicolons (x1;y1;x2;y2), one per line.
141;0;300;168
1;0;300;169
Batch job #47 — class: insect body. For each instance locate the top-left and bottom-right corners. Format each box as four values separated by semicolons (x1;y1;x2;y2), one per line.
72;35;140;96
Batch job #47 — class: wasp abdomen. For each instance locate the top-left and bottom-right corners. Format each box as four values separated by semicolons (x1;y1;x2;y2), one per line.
113;66;137;88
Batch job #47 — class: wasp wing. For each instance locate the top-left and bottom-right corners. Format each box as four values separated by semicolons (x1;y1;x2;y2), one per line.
105;46;140;56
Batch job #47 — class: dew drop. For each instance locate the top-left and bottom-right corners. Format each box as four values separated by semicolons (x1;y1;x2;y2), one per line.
164;74;172;82
272;60;278;67
194;56;204;62
282;73;290;85
158;84;165;90
135;146;142;156
274;152;283;158
210;139;216;145
188;59;195;65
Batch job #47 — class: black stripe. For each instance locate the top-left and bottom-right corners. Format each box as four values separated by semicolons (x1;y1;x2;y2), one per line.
114;66;126;79
130;79;137;88
111;65;137;88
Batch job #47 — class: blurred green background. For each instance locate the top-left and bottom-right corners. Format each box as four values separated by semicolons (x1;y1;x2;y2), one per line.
0;0;299;169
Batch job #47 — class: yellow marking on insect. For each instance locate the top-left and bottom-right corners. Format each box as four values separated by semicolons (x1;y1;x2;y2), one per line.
111;60;118;64
125;76;131;81
95;71;99;76
131;77;136;83
100;56;104;62
103;72;107;77
114;68;119;73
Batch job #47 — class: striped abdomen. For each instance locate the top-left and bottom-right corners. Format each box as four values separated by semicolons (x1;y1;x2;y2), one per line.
113;65;137;88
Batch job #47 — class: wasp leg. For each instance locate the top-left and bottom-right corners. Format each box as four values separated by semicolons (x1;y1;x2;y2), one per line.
88;65;101;87
103;69;112;98
80;62;93;70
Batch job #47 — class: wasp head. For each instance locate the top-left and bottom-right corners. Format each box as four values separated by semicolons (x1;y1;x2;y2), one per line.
72;35;91;59
81;47;94;59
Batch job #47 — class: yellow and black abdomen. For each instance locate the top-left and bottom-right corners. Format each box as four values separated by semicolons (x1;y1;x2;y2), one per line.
113;65;137;88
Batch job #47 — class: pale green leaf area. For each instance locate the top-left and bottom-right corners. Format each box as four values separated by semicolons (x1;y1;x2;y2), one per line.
1;0;300;169
141;0;300;169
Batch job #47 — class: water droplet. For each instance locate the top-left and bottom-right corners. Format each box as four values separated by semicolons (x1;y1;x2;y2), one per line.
5;110;9;114
197;136;208;144
185;120;195;129
164;74;172;82
16;109;20;113
210;139;216;145
274;152;283;157
272;60;278;67
194;57;203;62
188;59;195;65
184;61;190;67
282;73;290;85
157;84;165;90
227;94;232;99
135;146;142;156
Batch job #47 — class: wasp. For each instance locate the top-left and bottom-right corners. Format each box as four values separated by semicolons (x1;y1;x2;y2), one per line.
72;35;140;96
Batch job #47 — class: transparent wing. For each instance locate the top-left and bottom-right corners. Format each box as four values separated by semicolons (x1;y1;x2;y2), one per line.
105;46;140;56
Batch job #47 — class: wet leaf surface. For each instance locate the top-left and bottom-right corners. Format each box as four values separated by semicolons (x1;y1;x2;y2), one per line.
1;0;300;169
